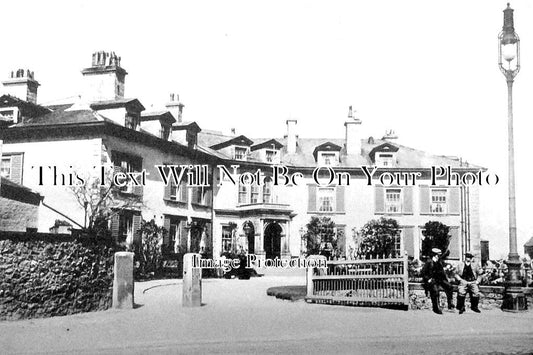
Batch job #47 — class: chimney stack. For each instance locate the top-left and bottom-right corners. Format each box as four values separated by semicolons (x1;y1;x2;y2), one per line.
345;106;362;155
2;69;40;104
286;119;298;154
81;51;127;102
166;93;184;123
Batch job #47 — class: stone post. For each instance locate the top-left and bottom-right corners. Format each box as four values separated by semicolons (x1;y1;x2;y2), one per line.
306;255;327;298
113;252;134;309
183;253;202;307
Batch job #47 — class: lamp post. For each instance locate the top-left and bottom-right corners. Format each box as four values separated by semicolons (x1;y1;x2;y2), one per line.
498;3;527;312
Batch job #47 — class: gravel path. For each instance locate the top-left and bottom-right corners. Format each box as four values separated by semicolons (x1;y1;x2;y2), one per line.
1;275;532;354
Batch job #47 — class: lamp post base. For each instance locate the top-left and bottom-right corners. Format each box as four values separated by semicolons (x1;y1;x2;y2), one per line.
501;259;528;312
501;286;528;312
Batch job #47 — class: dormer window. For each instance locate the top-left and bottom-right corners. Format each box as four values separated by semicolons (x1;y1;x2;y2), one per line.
0;107;19;125
234;146;248;161
160;125;171;140
369;143;399;168
265;149;279;164
125;113;140;130
313;142;342;166
250;139;283;164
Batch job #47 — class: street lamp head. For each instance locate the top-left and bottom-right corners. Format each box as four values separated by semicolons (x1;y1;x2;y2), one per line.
498;3;520;78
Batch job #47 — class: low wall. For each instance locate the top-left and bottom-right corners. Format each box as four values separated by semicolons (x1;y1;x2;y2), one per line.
0;232;118;321
408;283;533;311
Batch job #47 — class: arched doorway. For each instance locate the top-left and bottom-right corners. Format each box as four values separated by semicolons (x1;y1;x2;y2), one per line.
264;222;282;259
243;221;255;254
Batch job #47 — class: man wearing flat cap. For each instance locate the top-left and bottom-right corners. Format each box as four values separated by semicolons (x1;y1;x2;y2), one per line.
421;248;455;314
454;252;482;314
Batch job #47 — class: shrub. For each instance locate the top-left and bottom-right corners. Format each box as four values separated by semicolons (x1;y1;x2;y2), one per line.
357;217;400;258
421;221;450;260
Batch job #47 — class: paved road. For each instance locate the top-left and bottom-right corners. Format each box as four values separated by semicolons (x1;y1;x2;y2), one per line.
1;275;533;354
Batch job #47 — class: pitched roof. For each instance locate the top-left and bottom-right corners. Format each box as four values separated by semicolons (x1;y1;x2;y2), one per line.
199;129;482;169
210;135;254;150
251;139;284;151
89;98;145;112
141;110;176;124
172;121;201;133
0;94;51;118
12;106;102;127
1;177;43;205
524;237;533;247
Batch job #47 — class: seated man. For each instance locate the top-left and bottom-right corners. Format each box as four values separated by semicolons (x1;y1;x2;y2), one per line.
454;252;482;314
421;248;455;314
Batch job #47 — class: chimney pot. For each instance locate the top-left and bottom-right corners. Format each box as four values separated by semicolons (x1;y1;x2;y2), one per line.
286;119;298;154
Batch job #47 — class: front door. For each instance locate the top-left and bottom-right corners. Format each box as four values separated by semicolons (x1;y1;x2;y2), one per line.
264;223;282;259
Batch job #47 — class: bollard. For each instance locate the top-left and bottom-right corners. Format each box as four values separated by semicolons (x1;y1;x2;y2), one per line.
183;253;202;307
113;252;134;309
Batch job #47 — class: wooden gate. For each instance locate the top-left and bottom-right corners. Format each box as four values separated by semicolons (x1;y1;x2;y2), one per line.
306;252;409;308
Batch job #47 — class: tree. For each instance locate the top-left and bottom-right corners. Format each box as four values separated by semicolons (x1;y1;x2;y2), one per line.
138;219;166;274
70;167;142;238
421;221;451;260
302;216;337;258
357;217;400;258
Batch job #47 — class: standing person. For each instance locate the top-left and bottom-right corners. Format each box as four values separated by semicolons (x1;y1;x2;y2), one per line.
455;252;482;314
422;248;455;314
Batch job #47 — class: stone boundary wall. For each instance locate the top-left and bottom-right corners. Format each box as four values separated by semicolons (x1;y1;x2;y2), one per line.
0;232;118;321
409;283;533;311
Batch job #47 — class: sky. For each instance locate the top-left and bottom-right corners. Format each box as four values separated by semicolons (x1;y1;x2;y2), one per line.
1;0;532;259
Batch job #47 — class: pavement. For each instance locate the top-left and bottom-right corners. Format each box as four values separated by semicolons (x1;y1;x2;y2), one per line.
1;270;533;355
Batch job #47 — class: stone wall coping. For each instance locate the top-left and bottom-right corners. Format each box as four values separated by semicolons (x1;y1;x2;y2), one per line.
409;282;505;294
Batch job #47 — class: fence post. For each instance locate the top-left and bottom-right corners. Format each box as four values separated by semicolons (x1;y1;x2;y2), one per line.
183;253;202;307
403;250;410;308
113;252;134;309
306;255;327;298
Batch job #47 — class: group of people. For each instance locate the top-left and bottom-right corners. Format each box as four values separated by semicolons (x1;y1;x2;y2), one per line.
422;248;482;315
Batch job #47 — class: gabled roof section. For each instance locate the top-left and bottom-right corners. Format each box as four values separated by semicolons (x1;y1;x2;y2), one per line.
251;139;283;151
0;94;51;118
12;106;102;127
172;121;201;133
524;236;533;247
210;134;254;150
312;141;342;160
89;98;145;112
141;110;176;124
369;142;400;162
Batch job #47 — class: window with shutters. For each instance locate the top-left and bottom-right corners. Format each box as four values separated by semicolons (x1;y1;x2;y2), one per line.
430;189;447;214
250;184;260;204
385;188;402;213
318;187;335;212
222;226;233;252
169;181;179;201
0;153;23;184
263;177;272;203
1;157;11;179
112;151;142;195
238;181;248;204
